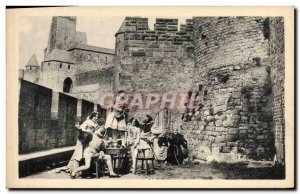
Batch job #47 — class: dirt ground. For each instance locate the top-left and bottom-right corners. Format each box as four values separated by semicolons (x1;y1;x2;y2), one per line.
25;161;285;180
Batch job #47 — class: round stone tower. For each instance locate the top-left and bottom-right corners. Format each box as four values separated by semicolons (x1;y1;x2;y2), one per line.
184;17;275;161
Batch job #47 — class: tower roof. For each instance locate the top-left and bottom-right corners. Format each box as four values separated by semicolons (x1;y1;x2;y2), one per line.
25;54;39;67
69;44;115;55
115;18;128;36
44;49;75;64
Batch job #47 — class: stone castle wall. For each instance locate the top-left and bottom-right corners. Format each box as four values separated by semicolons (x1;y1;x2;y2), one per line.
75;66;114;86
72;66;114;102
182;17;275;161
46;17;77;56
114;17;195;130
269;17;285;163
37;16;116;99
20;16;286;163
81;99;95;120
18;80;99;154
115;17;194;92
23;66;40;83
73;48;114;74
40;61;77;92
19;80;53;154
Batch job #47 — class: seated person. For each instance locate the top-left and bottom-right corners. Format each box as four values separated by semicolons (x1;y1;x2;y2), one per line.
167;128;188;165
55;112;99;173
70;127;119;178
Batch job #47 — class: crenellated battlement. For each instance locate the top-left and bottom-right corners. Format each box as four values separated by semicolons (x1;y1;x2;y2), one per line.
115;17;193;47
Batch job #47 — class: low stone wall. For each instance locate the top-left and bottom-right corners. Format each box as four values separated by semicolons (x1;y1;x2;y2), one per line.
19;80;53;154
18;80;99;154
81;99;95;121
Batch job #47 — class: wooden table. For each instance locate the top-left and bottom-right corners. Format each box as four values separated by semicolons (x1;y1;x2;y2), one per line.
105;147;130;175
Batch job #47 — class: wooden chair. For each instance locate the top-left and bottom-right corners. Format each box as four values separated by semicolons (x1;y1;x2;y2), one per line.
134;148;155;175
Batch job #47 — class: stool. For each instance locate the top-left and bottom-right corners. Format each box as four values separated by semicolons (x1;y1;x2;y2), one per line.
110;149;130;175
134;148;155;175
94;158;109;178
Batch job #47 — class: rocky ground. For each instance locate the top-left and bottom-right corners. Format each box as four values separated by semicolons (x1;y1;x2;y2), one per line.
24;161;284;180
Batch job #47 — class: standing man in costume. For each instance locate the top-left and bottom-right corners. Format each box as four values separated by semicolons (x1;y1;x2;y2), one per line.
105;91;128;144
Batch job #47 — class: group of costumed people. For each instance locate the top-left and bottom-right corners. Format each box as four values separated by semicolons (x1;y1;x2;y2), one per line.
55;91;188;178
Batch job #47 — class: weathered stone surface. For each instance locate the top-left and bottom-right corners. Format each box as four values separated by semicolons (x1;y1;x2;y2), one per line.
270;17;285;163
20;16;284;163
215;136;226;143
19;80;97;154
183;17;277;161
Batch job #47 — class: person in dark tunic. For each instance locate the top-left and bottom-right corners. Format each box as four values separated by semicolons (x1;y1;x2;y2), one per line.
167;128;188;165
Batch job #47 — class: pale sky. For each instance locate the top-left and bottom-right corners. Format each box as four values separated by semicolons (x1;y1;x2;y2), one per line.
19;16;188;68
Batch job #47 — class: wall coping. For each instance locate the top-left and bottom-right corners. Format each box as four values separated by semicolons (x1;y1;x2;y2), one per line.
19;146;75;162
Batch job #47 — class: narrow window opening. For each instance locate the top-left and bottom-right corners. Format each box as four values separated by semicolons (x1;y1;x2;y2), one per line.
204;90;208;96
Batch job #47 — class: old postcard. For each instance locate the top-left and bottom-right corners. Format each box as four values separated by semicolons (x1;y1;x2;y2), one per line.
6;6;294;189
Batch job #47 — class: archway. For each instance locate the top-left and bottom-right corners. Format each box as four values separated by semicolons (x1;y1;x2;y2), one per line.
63;77;72;93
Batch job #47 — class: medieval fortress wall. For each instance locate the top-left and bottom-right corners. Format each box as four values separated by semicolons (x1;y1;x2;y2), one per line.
269;17;285;163
114;17;195;129
115;17;195;92
20;16;285;162
184;17;274;161
26;16;115;102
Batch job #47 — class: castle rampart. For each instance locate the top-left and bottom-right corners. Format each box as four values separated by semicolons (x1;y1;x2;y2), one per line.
19;16;285;163
182;17;275;162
